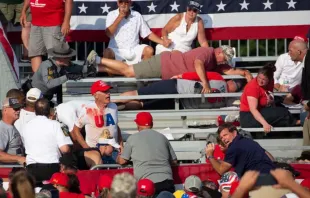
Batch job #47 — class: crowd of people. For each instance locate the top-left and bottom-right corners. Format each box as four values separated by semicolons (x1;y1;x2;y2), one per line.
1;0;310;197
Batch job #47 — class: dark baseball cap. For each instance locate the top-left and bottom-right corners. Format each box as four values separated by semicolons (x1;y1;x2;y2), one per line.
187;0;201;10
2;97;22;109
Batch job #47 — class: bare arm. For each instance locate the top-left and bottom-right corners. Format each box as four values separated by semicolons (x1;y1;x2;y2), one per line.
209;158;232;175
223;68;253;82
71;125;90;149
161;14;182;40
64;0;72;24
248;96;269;126
106;15;124;38
117;156;128;165
0;150;25;164
197;18;209;48
20;0;30;27
59;145;70;154
194;59;210;93
147;32;164;45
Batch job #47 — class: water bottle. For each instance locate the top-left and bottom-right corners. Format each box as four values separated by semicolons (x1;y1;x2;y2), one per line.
283;76;290;91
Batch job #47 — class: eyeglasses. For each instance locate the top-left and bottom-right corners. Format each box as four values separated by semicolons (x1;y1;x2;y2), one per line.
187;7;199;13
119;0;130;4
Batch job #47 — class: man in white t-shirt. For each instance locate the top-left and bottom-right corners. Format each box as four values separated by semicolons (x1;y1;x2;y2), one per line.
274;35;308;92
98;0;170;66
72;80;122;148
23;98;72;185
15;88;42;134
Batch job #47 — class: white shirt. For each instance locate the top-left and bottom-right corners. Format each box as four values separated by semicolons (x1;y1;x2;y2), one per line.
56;100;91;132
22;116;72;165
106;9;152;50
274;53;303;89
14;109;36;134
75;102;118;147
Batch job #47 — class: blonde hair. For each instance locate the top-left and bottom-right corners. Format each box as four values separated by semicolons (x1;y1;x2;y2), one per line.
110;173;136;198
10;171;35;198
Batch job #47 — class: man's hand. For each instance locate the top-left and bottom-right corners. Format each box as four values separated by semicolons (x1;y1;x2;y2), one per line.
61;21;70;36
244;71;253;82
163;38;172;48
171;74;182;79
270;169;295;189
237;171;260;192
202;83;211;93
17;156;26;165
263;122;272;133
20;12;27;28
205;143;215;157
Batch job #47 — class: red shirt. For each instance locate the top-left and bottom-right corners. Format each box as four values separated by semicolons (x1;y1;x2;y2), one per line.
160;47;217;80
60;192;85;198
30;0;65;26
240;77;274;112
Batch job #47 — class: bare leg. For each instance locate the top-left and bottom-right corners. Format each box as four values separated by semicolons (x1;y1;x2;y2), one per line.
103;48;115;59
21;22;31;50
31;56;42;72
142;46;154;60
112;90;140;103
98;58;135;77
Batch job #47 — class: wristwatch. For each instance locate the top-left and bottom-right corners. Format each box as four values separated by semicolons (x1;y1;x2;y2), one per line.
206;155;214;160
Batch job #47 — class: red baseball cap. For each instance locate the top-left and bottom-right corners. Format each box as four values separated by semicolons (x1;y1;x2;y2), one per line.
137;179;155;196
49;173;69;187
134;112;153;126
98;175;113;190
294;35;308;43
301;178;310;189
90;80;112;95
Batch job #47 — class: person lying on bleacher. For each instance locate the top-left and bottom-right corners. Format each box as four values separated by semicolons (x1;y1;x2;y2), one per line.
155;0;209;54
87;45;253;93
239;63;299;133
273;35;308;92
112;72;240;110
103;0;170;65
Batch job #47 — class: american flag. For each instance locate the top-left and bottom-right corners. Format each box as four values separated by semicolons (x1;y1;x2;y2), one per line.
66;0;310;42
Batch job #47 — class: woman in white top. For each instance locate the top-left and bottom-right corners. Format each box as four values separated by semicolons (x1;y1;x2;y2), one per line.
156;0;209;54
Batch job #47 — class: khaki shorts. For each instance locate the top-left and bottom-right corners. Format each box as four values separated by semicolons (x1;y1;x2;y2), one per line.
0;3;31;25
29;25;64;57
133;54;162;79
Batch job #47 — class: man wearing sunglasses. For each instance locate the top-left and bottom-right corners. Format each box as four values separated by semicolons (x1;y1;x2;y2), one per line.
156;0;209;54
0;97;25;165
101;0;170;66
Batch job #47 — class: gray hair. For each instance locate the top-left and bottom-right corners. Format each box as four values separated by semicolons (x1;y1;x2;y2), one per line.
110;173;137;198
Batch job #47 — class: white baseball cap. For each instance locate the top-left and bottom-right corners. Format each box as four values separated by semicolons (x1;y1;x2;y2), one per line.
26;88;42;102
97;138;121;149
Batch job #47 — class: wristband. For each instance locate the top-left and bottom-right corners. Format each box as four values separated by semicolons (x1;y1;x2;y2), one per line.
206;155;214;160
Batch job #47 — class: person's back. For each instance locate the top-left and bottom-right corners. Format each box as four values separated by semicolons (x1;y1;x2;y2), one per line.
23;116;68;164
124;129;174;182
226;135;274;177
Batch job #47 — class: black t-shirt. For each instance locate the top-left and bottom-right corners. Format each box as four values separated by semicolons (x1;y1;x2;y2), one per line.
224;135;275;177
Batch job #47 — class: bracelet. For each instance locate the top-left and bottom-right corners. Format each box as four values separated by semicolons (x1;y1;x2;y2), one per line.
206;155;214;160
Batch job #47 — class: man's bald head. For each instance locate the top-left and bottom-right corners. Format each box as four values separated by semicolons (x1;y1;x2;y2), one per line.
288;39;308;62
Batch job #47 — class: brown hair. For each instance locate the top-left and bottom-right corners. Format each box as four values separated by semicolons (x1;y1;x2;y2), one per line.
10;171;35;198
217;123;238;135
258;62;276;81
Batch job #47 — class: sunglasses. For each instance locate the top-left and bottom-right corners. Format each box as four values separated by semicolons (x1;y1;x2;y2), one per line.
187;7;199;13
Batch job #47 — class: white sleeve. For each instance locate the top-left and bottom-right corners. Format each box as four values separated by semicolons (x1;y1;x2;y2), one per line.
139;14;152;39
55;122;72;148
74;109;87;129
274;55;284;84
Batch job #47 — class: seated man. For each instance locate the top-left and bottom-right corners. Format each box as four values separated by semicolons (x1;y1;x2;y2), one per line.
87;45;253;93
103;0;170;64
22;43;96;102
273;35;308;92
205;123;275;177
113;72;243;110
0;97;25;165
156;0;208;54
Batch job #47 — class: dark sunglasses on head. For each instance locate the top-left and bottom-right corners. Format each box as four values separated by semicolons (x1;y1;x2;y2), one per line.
119;0;129;4
188;7;199;13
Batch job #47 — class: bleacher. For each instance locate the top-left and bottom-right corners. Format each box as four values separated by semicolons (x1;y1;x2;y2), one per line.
13;38;307;162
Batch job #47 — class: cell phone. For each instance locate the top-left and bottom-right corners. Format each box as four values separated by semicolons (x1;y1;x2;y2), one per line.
254;174;278;187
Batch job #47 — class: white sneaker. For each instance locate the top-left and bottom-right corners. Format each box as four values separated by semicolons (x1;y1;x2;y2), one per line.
87;50;98;65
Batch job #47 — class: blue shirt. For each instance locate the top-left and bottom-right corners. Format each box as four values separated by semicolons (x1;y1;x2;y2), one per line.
224;135;275;177
102;150;119;164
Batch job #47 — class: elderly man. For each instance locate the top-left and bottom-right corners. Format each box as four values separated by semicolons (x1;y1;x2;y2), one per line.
103;0;170;64
0;98;25;165
20;0;73;72
156;0;208;54
22;42;95;102
205;123;275;177
117;112;177;195
23;98;72;184
273;35;308;92
14;88;42;133
87;45;252;93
